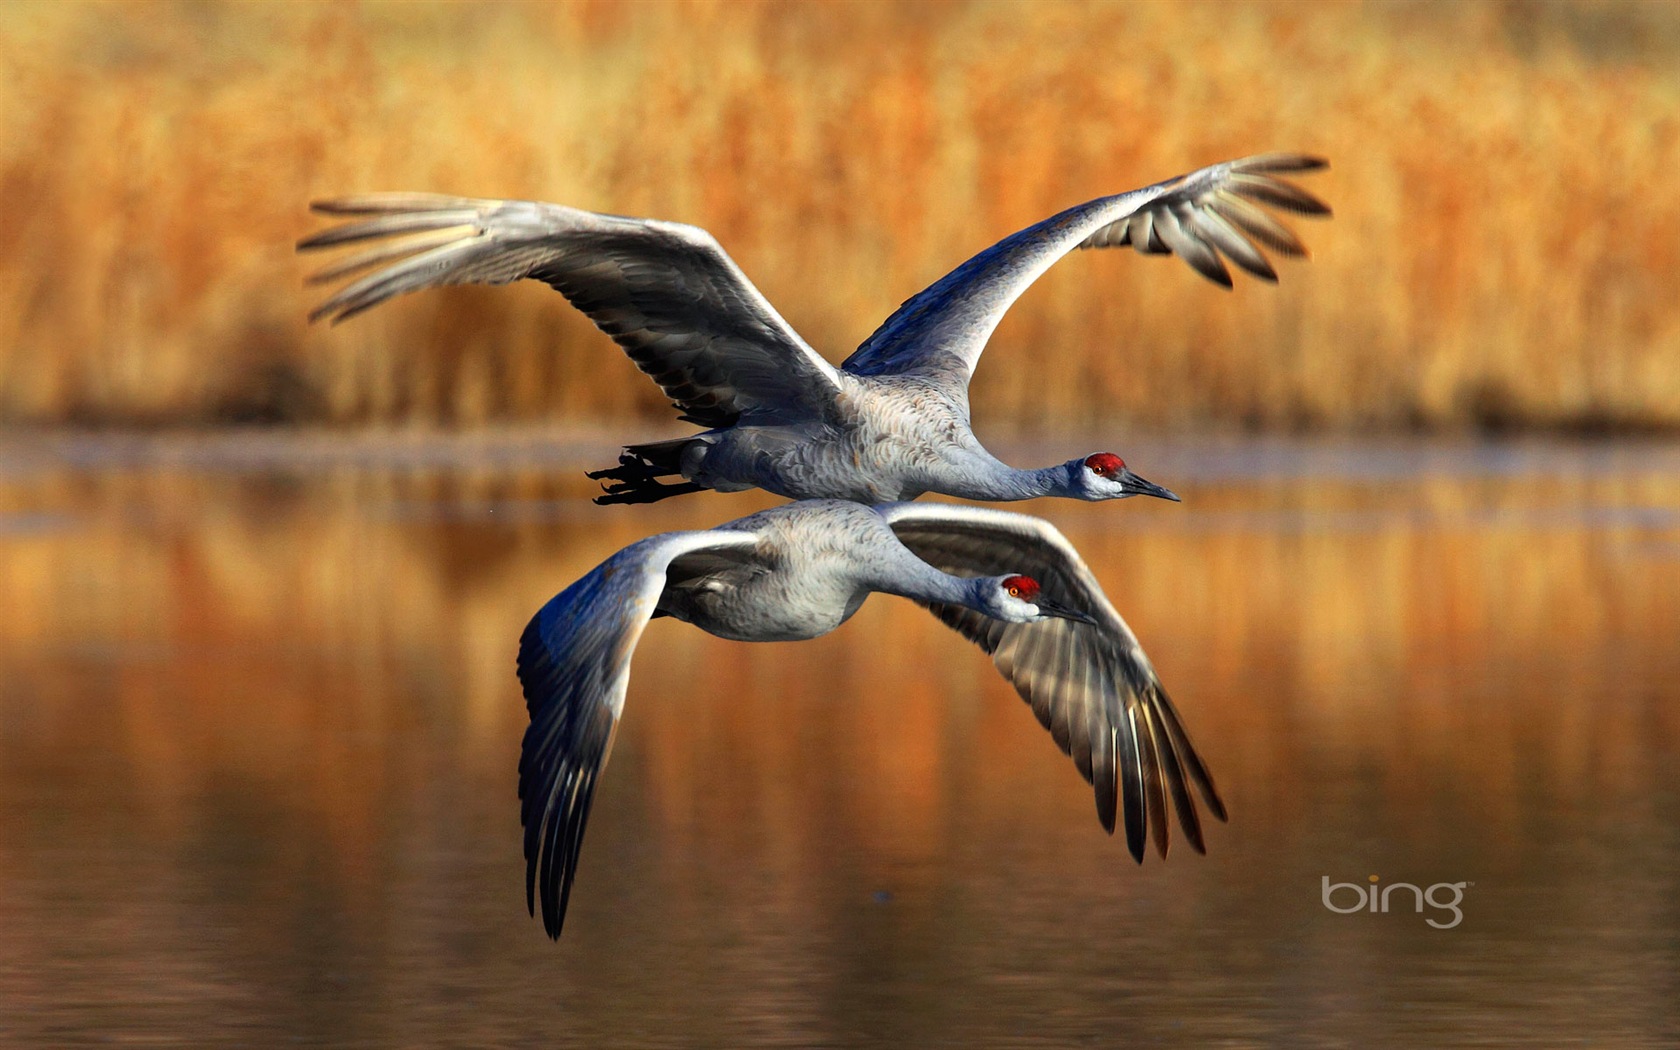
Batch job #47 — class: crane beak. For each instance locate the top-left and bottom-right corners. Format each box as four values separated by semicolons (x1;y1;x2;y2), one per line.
1032;596;1098;625
1120;467;1180;502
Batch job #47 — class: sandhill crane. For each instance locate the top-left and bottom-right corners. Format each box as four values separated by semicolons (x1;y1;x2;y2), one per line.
300;154;1328;506
517;499;1223;938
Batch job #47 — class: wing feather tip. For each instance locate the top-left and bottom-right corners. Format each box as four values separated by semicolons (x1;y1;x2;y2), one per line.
1125;831;1146;865
1233;153;1331;174
1207;791;1230;824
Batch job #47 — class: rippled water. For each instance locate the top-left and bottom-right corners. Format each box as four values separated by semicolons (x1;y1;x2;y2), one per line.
1;431;1677;1048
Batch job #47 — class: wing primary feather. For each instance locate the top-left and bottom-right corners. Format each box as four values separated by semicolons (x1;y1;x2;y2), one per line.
296;211;481;250
1065;630;1096;785
1154;206;1233;288
1226;173;1332;216
1119;707;1147;862
1153;686;1228;823
304;227;477;285
309;240;489;323
1135;701;1172;859
1071;636;1109;821
309;193;489;215
1208;191;1310;257
1091;703;1118;835
1185;208;1277;282
1151;696;1206;854
1230;153;1329;174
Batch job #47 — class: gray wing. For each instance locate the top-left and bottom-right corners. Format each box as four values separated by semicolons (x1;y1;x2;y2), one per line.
842;154;1329;387
879;502;1225;862
516;529;758;939
299;195;842;427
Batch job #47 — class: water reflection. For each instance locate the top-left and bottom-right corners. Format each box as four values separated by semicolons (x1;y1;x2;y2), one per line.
1;434;1677;1047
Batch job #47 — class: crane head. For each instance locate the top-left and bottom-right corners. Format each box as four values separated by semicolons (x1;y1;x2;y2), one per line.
984;574;1097;625
1072;453;1181;503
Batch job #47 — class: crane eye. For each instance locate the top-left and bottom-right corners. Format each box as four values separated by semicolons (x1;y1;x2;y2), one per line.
1084;453;1125;477
1002;574;1039;601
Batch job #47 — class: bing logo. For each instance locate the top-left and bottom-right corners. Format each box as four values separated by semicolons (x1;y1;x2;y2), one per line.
1321;874;1468;929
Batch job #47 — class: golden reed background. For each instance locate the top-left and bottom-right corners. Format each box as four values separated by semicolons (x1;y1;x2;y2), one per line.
2;0;1678;431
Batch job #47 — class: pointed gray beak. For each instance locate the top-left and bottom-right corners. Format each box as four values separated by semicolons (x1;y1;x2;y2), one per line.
1033;595;1098;625
1119;467;1180;503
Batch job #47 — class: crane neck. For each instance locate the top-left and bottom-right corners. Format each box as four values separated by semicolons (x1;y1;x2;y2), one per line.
868;543;994;610
946;460;1070;502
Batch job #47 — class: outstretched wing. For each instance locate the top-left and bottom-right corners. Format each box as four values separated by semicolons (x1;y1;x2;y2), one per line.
516;529;758;939
300;195;843;427
842;153;1329;387
879;502;1226;862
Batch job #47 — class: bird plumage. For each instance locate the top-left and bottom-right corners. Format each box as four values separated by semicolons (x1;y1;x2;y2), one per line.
294;157;1286;941
300;154;1328;506
880;502;1224;854
842;153;1329;384
515;500;1222;939
301;197;843;428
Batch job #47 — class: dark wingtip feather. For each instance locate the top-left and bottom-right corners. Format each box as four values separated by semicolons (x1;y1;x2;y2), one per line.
1153;722;1206;854
1207;194;1310;258
1205;781;1230;824
1097;791;1117;835
1120;759;1146;863
1125;828;1145;864
1229;174;1333;217
1191;254;1235;290
1153;688;1227;824
1138;706;1173;860
1092;723;1118;835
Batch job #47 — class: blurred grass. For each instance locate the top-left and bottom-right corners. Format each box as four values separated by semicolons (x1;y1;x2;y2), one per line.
1;0;1678;431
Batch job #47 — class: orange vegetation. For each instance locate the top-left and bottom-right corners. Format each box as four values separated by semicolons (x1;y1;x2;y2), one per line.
1;1;1678;430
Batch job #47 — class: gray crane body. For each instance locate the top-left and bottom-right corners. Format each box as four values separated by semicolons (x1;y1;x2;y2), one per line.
676;378;1056;504
655;499;1028;638
515;498;1224;938
300;154;1329;507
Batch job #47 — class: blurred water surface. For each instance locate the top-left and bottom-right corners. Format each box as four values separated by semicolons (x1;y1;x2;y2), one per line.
1;431;1677;1049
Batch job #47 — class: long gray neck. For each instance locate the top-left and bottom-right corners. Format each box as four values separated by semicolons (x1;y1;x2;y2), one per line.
869;544;991;610
946;460;1069;502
